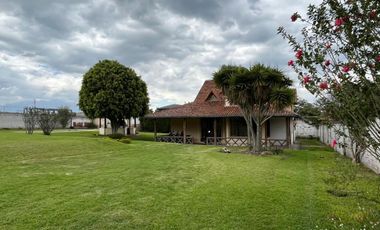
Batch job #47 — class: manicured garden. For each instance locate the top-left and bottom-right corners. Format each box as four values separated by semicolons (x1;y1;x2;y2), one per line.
0;131;379;229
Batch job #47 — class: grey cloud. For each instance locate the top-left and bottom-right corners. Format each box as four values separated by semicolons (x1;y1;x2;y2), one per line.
159;0;223;22
0;0;318;111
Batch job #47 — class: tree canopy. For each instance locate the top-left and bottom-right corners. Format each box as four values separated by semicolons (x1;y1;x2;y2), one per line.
56;106;74;128
213;64;296;153
295;99;322;126
279;0;380;162
79;60;149;134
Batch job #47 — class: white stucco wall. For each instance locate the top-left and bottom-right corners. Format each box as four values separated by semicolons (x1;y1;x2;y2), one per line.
71;116;92;127
0;112;92;129
99;127;126;135
295;120;318;138
0;112;25;128
319;124;380;174
269;117;286;140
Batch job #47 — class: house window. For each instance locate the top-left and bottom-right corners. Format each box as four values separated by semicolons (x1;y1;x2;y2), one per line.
231;118;247;136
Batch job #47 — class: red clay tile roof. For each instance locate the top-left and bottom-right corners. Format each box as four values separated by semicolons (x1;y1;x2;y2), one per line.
193;80;224;103
146;80;298;119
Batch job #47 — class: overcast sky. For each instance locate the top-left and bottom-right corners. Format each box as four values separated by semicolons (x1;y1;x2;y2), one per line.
0;0;320;112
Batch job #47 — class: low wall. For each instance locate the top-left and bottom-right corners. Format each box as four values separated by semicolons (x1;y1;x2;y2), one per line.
99;127;137;135
0;112;24;128
318;124;380;174
0;112;90;129
295;120;318;138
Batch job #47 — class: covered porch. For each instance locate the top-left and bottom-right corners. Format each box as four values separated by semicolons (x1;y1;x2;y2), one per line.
152;116;294;148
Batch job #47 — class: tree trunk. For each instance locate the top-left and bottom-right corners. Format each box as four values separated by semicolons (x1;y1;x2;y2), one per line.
351;141;362;164
111;120;118;134
247;124;252;151
122;119;126;135
242;113;254;152
255;121;262;154
249;121;256;150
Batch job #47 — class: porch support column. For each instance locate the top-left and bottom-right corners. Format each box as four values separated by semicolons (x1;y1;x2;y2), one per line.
154;119;157;141
286;117;291;147
226;118;230;138
183;118;187;144
213;118;217;145
98;118;101;128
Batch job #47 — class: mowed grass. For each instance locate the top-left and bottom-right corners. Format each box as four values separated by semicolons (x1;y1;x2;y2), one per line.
0;131;379;229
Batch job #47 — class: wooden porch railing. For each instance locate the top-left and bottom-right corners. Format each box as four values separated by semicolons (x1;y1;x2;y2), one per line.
206;137;288;147
206;136;248;146
261;139;288;147
155;135;193;144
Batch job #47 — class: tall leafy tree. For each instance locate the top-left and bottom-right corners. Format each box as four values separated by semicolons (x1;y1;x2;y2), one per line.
56;106;73;128
295;99;322;126
79;60;149;134
131;79;150;122
278;0;380;162
214;64;296;153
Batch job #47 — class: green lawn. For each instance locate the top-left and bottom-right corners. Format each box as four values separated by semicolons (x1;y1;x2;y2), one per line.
0;131;379;229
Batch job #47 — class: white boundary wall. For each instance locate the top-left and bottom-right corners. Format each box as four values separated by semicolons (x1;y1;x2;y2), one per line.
318;124;380;174
295;120;319;138
0;112;25;128
0;112;92;129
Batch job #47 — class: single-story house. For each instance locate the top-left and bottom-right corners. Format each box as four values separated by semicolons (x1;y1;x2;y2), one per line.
145;80;298;147
71;112;94;128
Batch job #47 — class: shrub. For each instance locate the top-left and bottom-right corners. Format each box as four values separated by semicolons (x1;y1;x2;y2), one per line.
108;133;124;140
273;148;283;155
119;138;131;144
38;109;57;135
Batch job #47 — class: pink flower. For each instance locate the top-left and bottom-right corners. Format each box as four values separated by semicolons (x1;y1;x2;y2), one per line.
335;18;344;26
325;60;331;66
331;139;337;148
303;75;311;84
288;60;294;66
291;13;298;22
319;82;328;90
295;49;303;59
325;43;332;49
342;65;350;73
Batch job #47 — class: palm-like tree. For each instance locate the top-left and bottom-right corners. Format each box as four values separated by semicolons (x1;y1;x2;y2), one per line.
214;64;295;153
